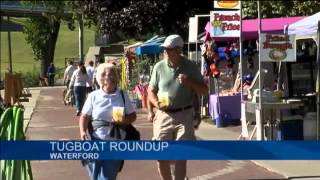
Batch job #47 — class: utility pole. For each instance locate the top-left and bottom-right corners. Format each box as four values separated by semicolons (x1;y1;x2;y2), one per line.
79;13;84;63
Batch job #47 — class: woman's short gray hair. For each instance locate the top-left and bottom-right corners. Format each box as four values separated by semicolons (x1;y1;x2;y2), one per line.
95;63;119;87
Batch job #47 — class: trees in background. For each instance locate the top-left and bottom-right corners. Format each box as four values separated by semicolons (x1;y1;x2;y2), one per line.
22;1;73;78
243;0;320;19
70;0;320;41
20;0;320;78
68;0;212;40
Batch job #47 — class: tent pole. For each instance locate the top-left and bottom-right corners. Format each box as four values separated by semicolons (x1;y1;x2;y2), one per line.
196;40;198;64
0;16;1;81
240;1;243;103
257;0;264;140
317;21;320;140
188;42;190;59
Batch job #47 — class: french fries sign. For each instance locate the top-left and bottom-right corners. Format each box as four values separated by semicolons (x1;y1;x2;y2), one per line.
210;10;241;37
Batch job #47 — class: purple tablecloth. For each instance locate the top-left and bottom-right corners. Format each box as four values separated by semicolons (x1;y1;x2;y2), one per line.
209;94;241;121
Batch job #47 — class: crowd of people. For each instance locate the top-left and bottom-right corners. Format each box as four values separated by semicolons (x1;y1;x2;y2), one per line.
61;34;207;180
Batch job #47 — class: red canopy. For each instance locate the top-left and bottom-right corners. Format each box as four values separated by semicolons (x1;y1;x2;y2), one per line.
204;16;304;41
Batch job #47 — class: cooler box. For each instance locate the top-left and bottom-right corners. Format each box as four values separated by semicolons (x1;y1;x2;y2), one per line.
277;116;303;140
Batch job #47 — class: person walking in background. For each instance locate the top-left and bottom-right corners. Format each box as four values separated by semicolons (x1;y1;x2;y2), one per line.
79;63;136;180
63;60;77;87
92;61;101;90
69;62;92;116
134;76;148;109
47;63;56;86
63;60;77;105
148;34;208;180
86;60;95;93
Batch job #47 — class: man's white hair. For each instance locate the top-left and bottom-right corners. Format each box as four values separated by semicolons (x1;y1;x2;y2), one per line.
95;63;119;87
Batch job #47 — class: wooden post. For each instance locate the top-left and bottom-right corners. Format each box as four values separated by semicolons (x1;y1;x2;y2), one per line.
7;16;13;74
13;74;19;104
4;73;13;105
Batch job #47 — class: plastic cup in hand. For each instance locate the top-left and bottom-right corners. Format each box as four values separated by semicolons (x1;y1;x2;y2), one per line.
158;92;169;107
112;106;124;122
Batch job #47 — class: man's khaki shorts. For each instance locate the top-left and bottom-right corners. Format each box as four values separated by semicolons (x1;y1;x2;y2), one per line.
152;108;195;140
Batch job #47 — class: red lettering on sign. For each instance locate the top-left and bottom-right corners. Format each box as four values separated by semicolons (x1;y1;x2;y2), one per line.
214;13;240;21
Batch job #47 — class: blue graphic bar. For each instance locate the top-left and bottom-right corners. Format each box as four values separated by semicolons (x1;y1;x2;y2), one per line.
1;141;320;160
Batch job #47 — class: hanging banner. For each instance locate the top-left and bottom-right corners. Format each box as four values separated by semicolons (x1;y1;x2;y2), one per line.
210;10;241;37
188;17;198;42
213;0;240;9
260;33;296;62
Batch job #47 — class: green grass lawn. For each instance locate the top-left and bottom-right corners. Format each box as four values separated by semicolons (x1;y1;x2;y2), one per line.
0;18;95;79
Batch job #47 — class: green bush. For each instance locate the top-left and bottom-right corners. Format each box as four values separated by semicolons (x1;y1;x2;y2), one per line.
21;66;40;87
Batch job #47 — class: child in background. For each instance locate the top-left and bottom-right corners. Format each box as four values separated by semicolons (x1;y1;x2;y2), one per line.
134;77;148;109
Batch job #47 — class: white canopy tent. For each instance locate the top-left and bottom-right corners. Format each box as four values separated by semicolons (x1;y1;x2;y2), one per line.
287;12;320;139
288;12;320;43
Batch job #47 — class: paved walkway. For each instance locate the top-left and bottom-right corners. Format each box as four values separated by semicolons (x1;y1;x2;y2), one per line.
21;87;319;180
195;117;320;180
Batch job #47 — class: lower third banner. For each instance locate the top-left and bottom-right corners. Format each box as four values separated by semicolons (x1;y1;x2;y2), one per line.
1;141;320;160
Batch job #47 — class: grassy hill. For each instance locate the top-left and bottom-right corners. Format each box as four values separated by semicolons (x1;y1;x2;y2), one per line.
0;18;95;80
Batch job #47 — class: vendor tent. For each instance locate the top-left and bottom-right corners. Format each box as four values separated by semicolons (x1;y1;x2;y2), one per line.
287;12;320;140
242;16;304;40
204;16;304;41
288;12;320;42
135;43;163;56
